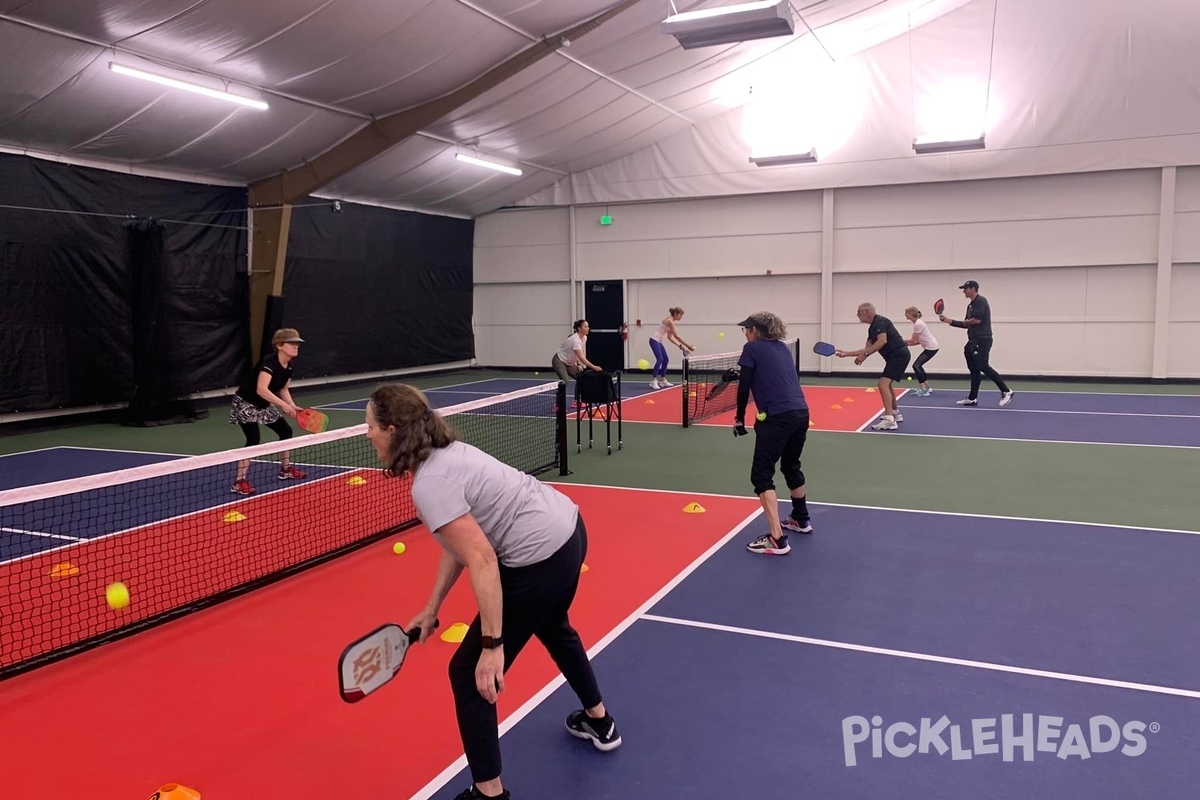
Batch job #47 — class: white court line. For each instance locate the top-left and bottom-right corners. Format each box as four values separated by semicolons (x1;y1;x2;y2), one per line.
640;614;1200;700
1;526;86;542
58;445;187;458
869;429;1200;450
935;388;1200;399
545;482;1200;537
910;406;1200;420
0;446;72;460
409;504;764;800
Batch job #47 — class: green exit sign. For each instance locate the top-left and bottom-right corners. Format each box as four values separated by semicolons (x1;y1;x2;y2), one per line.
600;214;613;226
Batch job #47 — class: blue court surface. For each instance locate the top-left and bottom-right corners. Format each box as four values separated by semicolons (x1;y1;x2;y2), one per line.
422;500;1200;800
876;389;1200;448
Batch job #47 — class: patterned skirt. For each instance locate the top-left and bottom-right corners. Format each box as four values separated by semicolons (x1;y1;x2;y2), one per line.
228;394;281;425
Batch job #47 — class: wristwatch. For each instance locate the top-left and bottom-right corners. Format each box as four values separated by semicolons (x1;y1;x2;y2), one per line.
481;635;504;649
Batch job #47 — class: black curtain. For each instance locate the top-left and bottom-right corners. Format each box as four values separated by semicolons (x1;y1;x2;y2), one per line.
123;219;202;426
0;153;249;415
281;199;474;379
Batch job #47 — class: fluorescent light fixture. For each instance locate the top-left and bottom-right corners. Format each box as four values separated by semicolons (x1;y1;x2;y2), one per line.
662;0;795;50
912;134;986;154
455;153;523;176
750;149;817;167
108;62;268;110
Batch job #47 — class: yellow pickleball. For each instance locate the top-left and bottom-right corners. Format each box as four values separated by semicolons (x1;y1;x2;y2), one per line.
105;582;129;610
756;411;767;421
392;542;406;555
718;331;725;339
637;358;650;370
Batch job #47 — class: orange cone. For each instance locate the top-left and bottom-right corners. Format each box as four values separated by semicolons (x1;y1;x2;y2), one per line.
147;784;201;800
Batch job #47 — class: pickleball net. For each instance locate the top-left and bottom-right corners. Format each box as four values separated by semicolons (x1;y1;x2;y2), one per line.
0;381;568;679
681;338;799;426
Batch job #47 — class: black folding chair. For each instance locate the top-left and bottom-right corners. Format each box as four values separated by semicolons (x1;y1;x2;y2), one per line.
575;370;623;455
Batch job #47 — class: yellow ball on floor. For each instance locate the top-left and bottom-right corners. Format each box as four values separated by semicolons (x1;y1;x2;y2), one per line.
105;582;129;610
637;358;650;370
907;376;913;381
392;542;406;555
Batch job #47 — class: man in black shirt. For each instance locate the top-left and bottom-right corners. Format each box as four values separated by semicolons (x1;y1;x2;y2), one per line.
836;303;911;430
938;280;1014;407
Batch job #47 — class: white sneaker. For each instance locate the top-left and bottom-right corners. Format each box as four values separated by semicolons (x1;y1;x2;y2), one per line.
956;398;978;406
871;417;898;430
894;413;903;423
649;379;660;389
660;378;674;387
999;391;1014;407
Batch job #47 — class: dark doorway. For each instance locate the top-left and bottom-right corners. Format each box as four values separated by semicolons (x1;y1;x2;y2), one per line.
583;280;625;373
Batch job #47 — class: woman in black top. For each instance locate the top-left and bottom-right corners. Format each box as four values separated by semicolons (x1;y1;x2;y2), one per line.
228;327;307;495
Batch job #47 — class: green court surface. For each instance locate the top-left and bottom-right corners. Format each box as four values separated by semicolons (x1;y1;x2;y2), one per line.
2;369;1197;533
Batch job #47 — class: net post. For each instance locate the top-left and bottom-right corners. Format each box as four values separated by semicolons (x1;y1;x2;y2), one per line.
556;380;569;475
681;352;690;428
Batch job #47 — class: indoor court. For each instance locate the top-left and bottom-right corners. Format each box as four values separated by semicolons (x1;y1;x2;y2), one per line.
3;1;1200;799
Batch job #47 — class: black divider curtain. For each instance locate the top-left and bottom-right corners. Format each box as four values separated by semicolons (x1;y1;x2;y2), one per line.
281;199;475;379
0;154;249;416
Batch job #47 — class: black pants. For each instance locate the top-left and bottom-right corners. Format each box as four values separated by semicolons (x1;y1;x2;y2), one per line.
239;417;292;447
912;349;938;383
750;408;810;495
449;514;602;783
964;337;1010;399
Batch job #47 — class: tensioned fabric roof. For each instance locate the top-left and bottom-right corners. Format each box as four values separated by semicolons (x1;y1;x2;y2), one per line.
2;0;1198;218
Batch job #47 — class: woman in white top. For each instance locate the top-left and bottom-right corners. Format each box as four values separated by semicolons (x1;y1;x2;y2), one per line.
647;307;695;389
904;306;940;396
366;383;621;800
552;320;603;405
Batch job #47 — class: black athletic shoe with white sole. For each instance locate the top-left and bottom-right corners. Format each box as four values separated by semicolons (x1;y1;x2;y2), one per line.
566;710;622;751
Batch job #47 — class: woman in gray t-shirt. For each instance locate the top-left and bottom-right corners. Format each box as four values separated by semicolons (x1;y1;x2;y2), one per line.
365;383;622;800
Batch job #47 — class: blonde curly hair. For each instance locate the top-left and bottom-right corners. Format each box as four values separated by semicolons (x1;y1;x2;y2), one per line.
741;311;787;340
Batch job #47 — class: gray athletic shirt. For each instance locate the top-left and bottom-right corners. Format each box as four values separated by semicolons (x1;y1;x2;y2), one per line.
410;441;578;568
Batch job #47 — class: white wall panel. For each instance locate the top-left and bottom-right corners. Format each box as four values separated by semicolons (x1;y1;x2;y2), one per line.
1169;264;1200;322
834;217;1157;272
1174;167;1200;213
830;171;1162;228
1172;215;1200;263
474;208;568;247
473;282;570;367
474;243;569;283
575;192;822;244
1167;323;1200;377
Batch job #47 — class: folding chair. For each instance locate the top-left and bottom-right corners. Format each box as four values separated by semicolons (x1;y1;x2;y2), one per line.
575;370;623;455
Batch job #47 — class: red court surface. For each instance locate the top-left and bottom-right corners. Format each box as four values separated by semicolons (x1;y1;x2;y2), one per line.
622;384;910;431
0;485;758;800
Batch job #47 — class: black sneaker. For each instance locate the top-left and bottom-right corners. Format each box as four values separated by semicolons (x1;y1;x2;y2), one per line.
781;516;813;534
746;533;790;555
451;787;510;800
565;710;622;751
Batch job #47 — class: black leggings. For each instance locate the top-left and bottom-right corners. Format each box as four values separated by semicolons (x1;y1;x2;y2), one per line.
750;409;810;495
239;418;293;447
449;514;602;783
912;349;938;383
964;338;1010;399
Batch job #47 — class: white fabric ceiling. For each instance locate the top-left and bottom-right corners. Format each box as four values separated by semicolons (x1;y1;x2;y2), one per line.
1;0;1197;218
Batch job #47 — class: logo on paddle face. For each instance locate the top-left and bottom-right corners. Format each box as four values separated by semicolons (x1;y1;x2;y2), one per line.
841;714;1154;767
353;645;384;685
